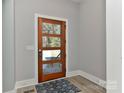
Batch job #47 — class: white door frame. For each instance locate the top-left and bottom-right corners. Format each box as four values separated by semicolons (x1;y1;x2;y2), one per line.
34;13;69;83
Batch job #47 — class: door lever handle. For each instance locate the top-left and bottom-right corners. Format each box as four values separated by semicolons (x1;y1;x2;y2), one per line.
38;49;41;52
38;49;42;58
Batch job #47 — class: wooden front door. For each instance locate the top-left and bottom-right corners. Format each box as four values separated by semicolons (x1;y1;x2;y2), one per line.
38;17;66;82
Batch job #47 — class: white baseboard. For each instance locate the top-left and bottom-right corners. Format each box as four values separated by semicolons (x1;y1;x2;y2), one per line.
4;90;16;93
15;70;106;89
66;70;80;77
15;79;36;89
78;70;106;88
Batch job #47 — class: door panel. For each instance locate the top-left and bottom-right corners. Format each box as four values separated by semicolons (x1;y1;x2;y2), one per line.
42;23;61;35
43;63;62;75
42;50;61;61
42;36;61;47
38;17;66;82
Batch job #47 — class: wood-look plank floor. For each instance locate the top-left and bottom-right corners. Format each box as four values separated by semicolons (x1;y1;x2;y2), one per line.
16;75;106;93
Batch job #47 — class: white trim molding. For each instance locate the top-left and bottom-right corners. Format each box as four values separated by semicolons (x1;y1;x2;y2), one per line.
78;70;106;88
15;70;106;89
4;90;16;93
34;14;69;83
15;79;37;89
66;70;80;77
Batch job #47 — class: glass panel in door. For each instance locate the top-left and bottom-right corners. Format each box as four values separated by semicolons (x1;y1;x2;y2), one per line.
42;50;61;61
42;23;61;34
43;63;62;75
42;36;61;47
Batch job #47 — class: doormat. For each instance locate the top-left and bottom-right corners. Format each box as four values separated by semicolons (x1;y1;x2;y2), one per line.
35;79;81;93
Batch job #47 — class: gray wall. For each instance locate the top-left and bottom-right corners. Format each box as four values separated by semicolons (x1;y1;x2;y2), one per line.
79;0;106;80
2;0;15;92
106;0;122;92
15;0;80;81
3;0;107;91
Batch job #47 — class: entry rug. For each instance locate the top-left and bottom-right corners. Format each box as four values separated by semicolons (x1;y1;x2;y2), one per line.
35;79;81;93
